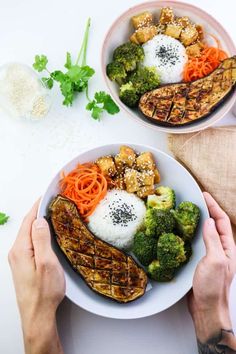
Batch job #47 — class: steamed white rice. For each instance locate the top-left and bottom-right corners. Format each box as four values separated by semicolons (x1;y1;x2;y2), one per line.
88;190;146;249
142;34;187;84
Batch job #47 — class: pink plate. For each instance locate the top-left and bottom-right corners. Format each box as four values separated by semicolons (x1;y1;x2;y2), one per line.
101;0;236;134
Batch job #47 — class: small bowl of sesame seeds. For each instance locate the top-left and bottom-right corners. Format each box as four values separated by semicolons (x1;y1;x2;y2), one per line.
102;1;236;133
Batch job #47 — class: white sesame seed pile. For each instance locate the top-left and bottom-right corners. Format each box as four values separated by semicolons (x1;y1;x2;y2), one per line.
0;63;50;120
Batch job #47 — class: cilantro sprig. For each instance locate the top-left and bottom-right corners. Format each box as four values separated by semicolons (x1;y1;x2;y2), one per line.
0;212;9;225
86;91;120;120
33;18;119;119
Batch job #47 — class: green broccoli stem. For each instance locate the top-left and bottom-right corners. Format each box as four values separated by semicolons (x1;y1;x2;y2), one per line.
76;17;91;66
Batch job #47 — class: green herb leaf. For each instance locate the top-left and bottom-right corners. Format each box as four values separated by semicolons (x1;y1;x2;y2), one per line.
65;52;72;69
67;65;95;83
59;76;74;106
33;55;48;72
42;77;54;89
51;70;65;83
103;95;120;115
94;91;107;103
94;91;120;115
66;65;82;82
86;101;95;111
86;100;102;120
0;212;9;225
91;106;104;120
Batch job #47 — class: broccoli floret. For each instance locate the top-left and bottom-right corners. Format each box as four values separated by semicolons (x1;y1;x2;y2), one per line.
132;231;157;266
148;260;175;282
144;209;175;238
172;201;200;241
113;42;144;72
182;241;193;265
106;61;127;86
127;66;160;95
147;186;176;211
119;82;139;107
157;233;186;268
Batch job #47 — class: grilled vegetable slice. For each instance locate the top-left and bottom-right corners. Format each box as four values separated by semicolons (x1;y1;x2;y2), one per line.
139;56;236;126
48;195;147;303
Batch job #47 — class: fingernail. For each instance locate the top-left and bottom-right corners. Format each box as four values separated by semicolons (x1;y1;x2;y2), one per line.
207;218;215;227
34;218;48;229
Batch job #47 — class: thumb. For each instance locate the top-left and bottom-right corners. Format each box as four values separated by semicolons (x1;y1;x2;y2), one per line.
203;218;224;256
32;218;53;265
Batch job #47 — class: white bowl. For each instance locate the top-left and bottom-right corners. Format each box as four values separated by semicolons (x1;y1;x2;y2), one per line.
38;143;208;319
101;1;236;134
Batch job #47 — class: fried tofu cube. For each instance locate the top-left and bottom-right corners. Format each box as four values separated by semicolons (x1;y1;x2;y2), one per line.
135;25;157;44
131;11;153;29
176;16;190;28
159;7;174;25
180;25;199;46
154;168;161;184
130;32;139;44
124;169;140;193
114;155;125;174
165;23;182;39
115;145;136;172
138;171;155;186
96;156;117;177
137;186;155;199
186;42;203;57
136;152;156;171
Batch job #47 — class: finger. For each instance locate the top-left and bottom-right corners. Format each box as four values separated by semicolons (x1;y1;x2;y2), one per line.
202;218;224;256
12;199;41;254
31;217;53;267
17;199;40;242
203;192;234;251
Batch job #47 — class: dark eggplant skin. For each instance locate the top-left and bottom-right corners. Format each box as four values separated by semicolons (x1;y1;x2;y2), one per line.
139;56;236;127
139;87;236;127
47;195;148;304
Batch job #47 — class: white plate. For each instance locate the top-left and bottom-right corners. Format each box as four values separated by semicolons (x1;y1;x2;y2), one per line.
38;143;208;319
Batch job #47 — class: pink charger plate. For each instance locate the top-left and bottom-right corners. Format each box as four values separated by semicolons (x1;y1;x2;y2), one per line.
101;0;236;134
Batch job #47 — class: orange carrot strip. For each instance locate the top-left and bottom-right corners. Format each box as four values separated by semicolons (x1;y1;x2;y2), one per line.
59;163;109;221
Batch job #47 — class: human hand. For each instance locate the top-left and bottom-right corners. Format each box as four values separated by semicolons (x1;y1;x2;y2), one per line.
9;201;65;354
188;192;236;350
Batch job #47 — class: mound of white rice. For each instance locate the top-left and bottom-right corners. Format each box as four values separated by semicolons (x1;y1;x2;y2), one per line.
88;190;146;250
142;34;187;84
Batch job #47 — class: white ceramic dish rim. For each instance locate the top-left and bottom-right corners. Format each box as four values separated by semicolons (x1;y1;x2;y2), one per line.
38;143;209;319
101;0;236;134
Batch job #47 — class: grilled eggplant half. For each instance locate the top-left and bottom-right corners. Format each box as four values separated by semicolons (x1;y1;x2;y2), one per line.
139;56;236;126
48;195;148;303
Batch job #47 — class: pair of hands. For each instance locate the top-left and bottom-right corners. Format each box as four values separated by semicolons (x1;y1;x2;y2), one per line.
8;193;236;353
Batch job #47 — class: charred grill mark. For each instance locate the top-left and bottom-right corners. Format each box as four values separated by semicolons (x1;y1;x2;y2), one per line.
152;98;173;121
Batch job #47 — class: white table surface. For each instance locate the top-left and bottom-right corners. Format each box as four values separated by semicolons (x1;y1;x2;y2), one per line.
0;0;235;353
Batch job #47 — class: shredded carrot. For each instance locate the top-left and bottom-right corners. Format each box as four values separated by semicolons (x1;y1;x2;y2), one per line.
183;35;228;82
60;163;111;220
